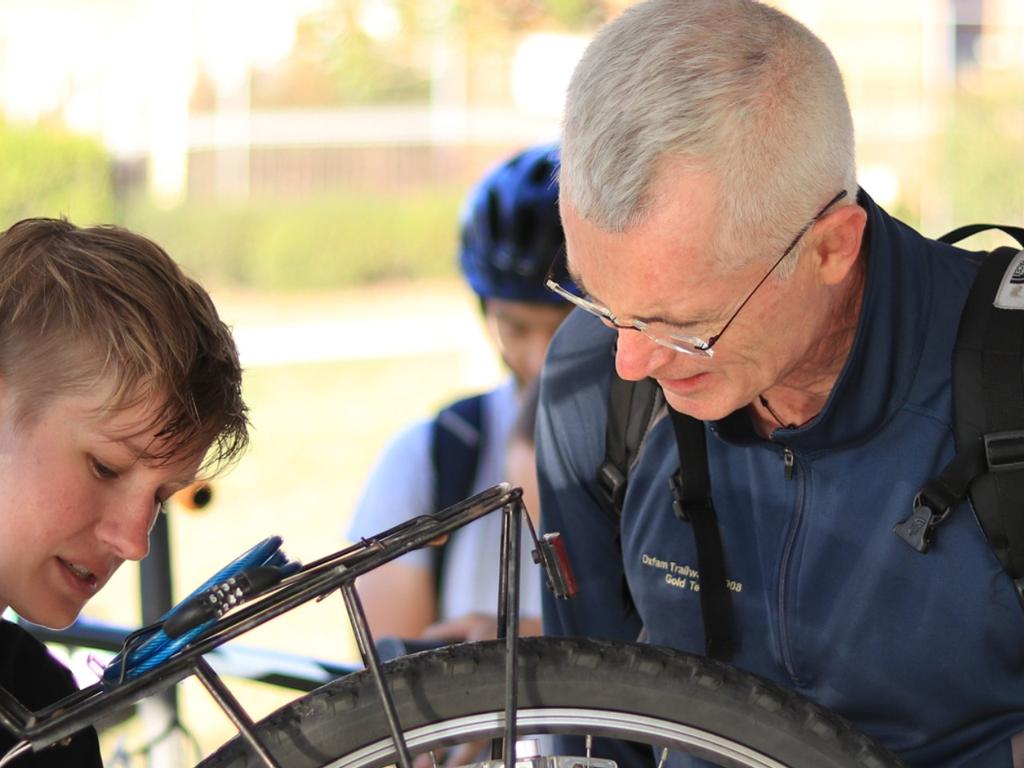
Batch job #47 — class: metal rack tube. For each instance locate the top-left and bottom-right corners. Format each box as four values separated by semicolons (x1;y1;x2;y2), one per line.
341;583;414;768
193;658;282;768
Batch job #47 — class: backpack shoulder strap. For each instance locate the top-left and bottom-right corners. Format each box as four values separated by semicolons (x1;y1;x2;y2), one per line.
432;393;487;511
938;224;1024;248
430;392;487;596
666;408;734;660
954;243;1024;581
600;373;734;659
599;374;660;622
896;230;1024;594
598;375;662;513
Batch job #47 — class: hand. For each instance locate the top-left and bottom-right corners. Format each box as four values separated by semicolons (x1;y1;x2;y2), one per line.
420;613;542;643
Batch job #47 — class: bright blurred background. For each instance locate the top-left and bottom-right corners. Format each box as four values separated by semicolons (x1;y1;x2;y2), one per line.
1;0;1022;763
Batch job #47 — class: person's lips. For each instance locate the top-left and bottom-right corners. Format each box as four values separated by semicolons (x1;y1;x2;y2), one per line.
56;556;103;594
658;371;711;395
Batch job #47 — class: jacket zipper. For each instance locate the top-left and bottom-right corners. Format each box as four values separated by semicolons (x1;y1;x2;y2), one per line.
775;442;804;684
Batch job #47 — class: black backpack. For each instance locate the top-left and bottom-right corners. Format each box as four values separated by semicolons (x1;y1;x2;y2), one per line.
599;225;1024;661
429;393;487;597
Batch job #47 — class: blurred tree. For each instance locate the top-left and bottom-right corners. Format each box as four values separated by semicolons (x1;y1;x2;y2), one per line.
453;0;607;33
942;72;1024;229
546;0;609;30
251;0;433;107
247;0;610;109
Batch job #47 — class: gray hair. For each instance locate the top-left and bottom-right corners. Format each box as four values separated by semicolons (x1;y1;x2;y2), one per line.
560;0;857;273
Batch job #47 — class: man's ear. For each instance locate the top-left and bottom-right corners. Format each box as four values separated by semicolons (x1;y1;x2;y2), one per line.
814;204;867;286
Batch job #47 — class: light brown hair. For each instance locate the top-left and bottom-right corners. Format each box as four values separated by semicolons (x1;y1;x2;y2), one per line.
0;217;248;472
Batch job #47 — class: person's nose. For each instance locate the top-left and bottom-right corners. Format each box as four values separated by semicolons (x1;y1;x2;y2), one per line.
614;328;676;382
96;496;157;562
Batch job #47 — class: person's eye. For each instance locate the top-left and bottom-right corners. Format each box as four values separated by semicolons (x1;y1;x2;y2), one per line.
651;320;703;340
90;457;120;480
499;319;530;338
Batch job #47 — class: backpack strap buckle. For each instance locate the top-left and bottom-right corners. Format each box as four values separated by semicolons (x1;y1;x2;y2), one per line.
894;491;952;553
668;472;712;523
984;430;1024;472
597;460;627;510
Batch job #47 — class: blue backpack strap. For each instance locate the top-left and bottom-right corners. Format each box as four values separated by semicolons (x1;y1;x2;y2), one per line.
430;393;487;597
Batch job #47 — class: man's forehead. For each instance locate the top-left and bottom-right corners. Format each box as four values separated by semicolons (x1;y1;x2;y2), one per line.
569;161;716;238
563;180;720;292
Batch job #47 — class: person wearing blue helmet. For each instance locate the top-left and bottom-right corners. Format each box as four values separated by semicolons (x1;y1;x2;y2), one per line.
346;144;572;642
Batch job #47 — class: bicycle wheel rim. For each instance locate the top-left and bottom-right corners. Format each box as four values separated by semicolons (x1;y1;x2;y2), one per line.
330;706;789;768
198;638;903;768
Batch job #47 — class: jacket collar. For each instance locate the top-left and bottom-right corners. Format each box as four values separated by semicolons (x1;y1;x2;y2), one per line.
717;189;932;452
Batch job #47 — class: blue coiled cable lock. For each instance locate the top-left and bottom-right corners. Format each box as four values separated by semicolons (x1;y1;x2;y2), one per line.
103;536;300;686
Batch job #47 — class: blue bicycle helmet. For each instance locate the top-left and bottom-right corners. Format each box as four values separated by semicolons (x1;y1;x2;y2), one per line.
459;143;574;304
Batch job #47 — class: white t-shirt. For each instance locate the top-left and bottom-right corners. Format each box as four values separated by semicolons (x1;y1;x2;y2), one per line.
347;378;541;621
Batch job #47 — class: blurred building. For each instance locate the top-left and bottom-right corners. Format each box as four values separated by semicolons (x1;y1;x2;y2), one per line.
0;0;1021;222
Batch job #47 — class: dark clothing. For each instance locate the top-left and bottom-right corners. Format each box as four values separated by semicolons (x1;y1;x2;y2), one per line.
537;190;1024;766
0;620;103;766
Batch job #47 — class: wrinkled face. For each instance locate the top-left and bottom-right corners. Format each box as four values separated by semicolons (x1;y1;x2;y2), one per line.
484;298;572;390
561;168;831;421
0;380;205;629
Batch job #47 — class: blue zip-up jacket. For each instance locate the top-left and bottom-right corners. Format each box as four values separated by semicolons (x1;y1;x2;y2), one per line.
537;190;1024;767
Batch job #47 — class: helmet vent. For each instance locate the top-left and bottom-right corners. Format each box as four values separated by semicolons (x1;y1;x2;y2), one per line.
528;157;555;187
512;206;536;260
486;188;502;243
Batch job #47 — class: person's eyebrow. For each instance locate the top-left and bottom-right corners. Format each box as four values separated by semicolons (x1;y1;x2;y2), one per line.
567;263;723;330
564;262;594;300
101;431;170;466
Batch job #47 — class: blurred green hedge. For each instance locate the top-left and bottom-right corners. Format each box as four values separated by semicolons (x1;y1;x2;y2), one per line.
0;124;115;225
122;189;463;290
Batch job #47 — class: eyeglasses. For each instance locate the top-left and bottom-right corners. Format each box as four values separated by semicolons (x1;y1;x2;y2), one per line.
546;189;848;357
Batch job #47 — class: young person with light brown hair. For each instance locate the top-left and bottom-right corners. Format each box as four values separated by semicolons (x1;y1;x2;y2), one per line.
0;217;249;766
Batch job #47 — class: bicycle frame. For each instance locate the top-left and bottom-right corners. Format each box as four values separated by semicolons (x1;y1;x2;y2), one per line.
0;483;542;768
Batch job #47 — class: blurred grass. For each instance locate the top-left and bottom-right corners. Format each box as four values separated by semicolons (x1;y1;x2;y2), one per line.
82;280;503;761
120;188;464;291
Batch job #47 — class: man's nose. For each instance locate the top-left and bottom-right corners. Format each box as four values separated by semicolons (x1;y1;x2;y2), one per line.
97;498;157;562
614;328;675;382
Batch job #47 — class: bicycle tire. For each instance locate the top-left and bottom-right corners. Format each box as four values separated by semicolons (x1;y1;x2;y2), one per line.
198;637;903;768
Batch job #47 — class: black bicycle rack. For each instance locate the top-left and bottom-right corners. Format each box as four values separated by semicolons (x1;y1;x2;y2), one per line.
0;483;573;768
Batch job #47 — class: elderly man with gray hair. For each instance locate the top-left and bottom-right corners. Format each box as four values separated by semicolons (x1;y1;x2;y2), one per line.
537;1;1024;766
